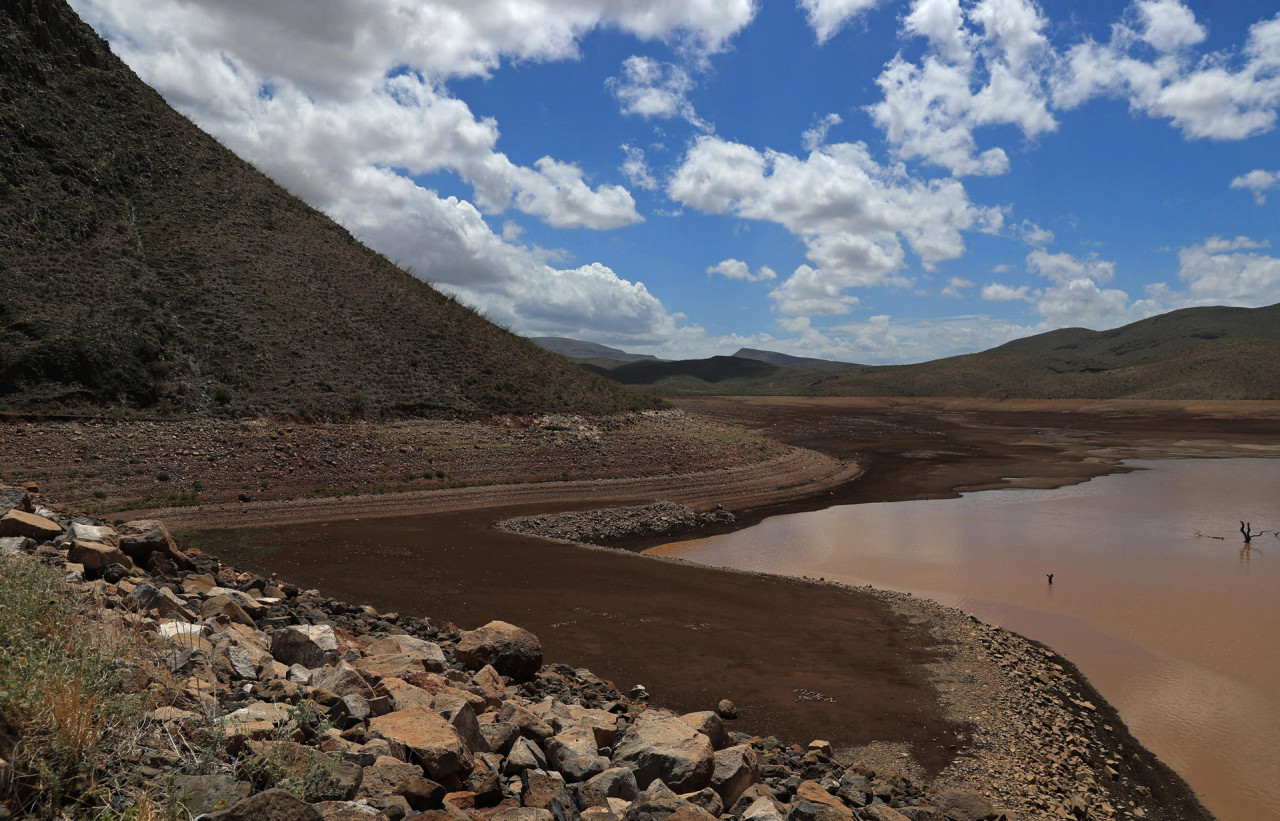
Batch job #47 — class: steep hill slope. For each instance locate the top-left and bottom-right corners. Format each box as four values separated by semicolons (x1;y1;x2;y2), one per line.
0;0;652;418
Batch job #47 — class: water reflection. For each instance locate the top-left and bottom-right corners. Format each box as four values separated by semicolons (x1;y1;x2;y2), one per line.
653;458;1280;821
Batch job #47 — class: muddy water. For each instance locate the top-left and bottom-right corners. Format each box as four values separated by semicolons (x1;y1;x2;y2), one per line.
651;458;1280;821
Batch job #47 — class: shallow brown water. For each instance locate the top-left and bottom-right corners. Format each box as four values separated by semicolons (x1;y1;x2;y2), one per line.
651;458;1280;821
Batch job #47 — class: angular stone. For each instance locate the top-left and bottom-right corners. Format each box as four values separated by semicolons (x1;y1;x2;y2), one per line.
504;736;549;776
314;660;375;699
445;701;487;754
203;594;256;627
547;726;608;782
69;522;117;544
858;807;910;821
312;801;387;820
709;744;760;809
69;540;134;572
272;624;340;667
366;635;447;673
368;705;473;781
174;773;253;816
455;620;543;682
576;767;638;809
0;486;31;514
0;510;61;541
480;719;521;756
741;797;785;821
357;652;429;681
492;809;555;821
793;782;852;821
930;791;994;821
223;645;260;681
377;677;437;712
0;536;32;557
566;707;620;749
357;755;428;801
678;712;730;751
621;781;717;821
205;787;322;820
501;701;555;741
612;712;714;793
471;664;508;708
679;789;722;818
118;519;189;567
520;769;578;821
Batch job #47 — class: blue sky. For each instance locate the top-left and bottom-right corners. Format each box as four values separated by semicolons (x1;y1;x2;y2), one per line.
75;0;1280;363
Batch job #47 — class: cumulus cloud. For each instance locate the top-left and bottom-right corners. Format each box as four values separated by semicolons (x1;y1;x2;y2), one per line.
1052;5;1280;141
981;282;1031;301
68;0;763;341
869;0;1057;176
1173;236;1280;305
942;276;973;297
707;259;778;281
1026;248;1116;284
1011;218;1054;247
798;0;887;44
620;144;660;191
1231;169;1280;204
607;56;712;131
668;135;1002;316
802;113;844;151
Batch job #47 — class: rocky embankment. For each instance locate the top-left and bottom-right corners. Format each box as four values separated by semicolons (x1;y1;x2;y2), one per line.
1;486;1011;821
496;503;736;546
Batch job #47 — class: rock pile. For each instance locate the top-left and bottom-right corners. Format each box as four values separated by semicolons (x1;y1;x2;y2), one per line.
496;503;735;546
0;485;1009;820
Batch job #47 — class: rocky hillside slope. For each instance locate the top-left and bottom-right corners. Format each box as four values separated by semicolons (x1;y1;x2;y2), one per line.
0;0;652;418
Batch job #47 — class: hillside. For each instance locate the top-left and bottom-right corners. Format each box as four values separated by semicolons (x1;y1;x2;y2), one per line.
587;303;1280;399
0;0;653;418
531;337;659;363
732;348;855;372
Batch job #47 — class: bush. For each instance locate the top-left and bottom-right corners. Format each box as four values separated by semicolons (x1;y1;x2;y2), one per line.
155;472;170;482
213;386;232;405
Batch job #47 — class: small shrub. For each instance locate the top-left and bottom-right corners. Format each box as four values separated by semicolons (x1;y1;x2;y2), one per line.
213;386;232;405
155;472;170;482
93;490;107;499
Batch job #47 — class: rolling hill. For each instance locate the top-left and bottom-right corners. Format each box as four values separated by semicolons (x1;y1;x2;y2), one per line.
581;303;1280;400
530;337;659;363
0;0;655;418
732;348;856;372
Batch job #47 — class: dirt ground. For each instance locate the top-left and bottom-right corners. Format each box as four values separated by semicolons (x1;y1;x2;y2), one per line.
10;397;1276;820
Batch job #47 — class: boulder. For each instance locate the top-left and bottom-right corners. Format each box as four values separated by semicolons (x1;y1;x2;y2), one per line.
173;774;253;816
612;712;714;793
740;797;785;821
272;624;340;667
858;807;911;821
479;719;520;755
368;706;473;780
0;486;31;514
930;791;995;821
0;510;61;541
546;726;608;782
503;736;549;776
715;700;736;720
709;744;760;808
313;661;375;699
575;766;638;810
444;702;486;755
356;755;431;803
69;522;117;544
678;712;730;751
520;769;578;821
118;519;190;567
501;701;555;741
792;782;852;821
205;787;323;820
68;540;134;572
203;594;257;627
377;677;437;712
312;802;387;820
0;536;32;557
621;781;717;821
455;620;542;682
365;635;447;673
471;664;508;708
679;789;722;818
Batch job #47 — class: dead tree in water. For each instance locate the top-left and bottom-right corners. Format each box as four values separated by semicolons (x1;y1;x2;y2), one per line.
1241;521;1255;543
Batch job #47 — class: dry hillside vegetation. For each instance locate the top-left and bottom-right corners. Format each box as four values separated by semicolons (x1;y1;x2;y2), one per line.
0;0;655;419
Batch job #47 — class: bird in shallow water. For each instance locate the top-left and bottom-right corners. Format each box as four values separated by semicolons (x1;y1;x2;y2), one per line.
1046;573;1054;584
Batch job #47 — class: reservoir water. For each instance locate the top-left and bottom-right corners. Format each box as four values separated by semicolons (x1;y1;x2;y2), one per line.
650;458;1280;821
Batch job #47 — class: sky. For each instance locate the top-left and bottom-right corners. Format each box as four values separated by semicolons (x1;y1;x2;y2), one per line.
73;0;1280;364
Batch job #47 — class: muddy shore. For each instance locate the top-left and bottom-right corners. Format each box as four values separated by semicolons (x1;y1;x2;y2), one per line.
10;398;1278;819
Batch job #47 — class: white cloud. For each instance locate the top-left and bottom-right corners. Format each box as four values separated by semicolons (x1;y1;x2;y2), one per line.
826;313;1037;363
798;0;886;44
868;0;1057;176
607;56;712;131
1011;218;1054;247
1174;236;1280;305
669;135;1001;316
1027;248;1116;284
802;113;844;151
1231;169;1280;204
620;144;660;191
981;282;1031;301
68;0;771;342
1052;6;1280;141
942;276;973;297
707;259;778;282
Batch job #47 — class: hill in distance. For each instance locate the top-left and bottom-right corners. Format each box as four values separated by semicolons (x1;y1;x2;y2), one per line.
0;0;656;419
530;337;659;363
732;348;856;372
581;303;1280;400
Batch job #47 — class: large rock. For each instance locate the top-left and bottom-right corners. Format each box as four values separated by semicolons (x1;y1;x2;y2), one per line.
611;713;714;793
356;755;433;804
858;807;911;821
376;677;437;712
271;625;340;667
503;736;548;776
313;661;375;699
520;769;578;821
455;620;542;682
575;767;638;809
678;712;730;751
501;701;555;741
118;519;189;567
929;791;995;821
0;509;61;541
365;635;447;673
68;540;134;572
741;797;786;821
173;774;253;816
368;706;473;780
546;726;608;782
709;744;760;808
69;522;117;544
0;486;32;514
622;780;717;821
206;788;323;820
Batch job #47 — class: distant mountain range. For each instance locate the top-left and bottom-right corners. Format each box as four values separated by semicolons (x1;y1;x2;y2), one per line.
538;303;1280;399
0;0;654;418
530;337;660;363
